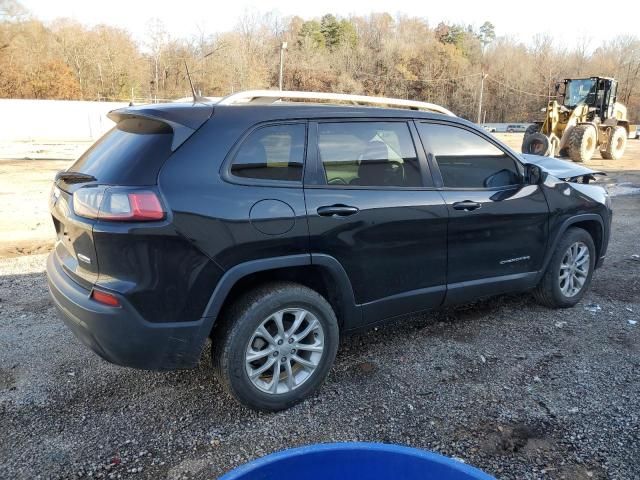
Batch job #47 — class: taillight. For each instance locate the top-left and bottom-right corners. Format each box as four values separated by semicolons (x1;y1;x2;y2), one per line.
73;186;165;221
90;289;121;307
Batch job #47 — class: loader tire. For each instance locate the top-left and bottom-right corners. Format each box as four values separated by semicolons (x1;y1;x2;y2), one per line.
600;126;627;160
521;124;540;151
566;125;597;163
522;132;552;156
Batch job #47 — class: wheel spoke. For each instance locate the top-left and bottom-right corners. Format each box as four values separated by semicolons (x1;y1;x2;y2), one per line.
287;309;307;337
291;354;315;369
294;319;319;342
575;246;587;262
249;356;277;379
256;325;277;346
574;267;588;277
284;360;295;390
246;347;274;363
295;342;323;353
272;311;285;338
270;365;281;393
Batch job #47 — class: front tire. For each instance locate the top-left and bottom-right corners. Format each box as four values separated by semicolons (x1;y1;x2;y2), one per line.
533;227;595;308
566;125;597;163
212;282;339;411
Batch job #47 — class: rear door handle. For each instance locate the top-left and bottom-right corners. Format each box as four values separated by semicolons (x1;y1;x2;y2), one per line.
317;205;359;217
452;200;481;211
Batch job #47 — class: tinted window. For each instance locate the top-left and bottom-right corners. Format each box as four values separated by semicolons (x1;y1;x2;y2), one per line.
318;122;421;187
419;123;520;188
69;118;173;185
231;124;305;181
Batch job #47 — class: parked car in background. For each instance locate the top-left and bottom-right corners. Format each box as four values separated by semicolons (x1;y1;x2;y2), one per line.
47;91;612;411
482;125;497;133
507;124;527;132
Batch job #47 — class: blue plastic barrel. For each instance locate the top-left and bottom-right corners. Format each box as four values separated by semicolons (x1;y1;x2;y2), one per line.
219;442;495;480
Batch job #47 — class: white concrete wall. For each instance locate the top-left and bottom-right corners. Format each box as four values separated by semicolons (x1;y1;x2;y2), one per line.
0;99;128;142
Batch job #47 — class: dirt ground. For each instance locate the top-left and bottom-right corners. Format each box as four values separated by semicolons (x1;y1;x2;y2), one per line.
0;135;639;479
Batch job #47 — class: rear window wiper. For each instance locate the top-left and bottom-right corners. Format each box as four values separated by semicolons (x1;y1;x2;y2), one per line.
55;171;97;184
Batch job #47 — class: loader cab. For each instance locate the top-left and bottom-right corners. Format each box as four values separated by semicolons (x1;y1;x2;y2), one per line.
562;77;617;120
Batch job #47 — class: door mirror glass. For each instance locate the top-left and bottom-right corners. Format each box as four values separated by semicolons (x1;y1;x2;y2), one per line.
525;164;547;185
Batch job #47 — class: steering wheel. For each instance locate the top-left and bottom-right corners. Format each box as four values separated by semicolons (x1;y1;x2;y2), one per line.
328;177;348;185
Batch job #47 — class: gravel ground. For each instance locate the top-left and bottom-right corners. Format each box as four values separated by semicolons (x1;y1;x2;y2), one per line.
1;197;639;480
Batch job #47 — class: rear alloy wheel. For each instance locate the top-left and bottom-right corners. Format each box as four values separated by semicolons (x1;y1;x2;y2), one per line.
533;227;595;308
212;282;339;411
600;126;627;160
245;308;325;395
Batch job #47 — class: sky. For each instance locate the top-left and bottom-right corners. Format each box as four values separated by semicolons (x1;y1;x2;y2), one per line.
21;0;640;49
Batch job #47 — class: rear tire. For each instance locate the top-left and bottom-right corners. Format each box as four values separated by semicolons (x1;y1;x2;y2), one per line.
521;124;540;150
211;282;339;411
522;132;552;156
533;227;595;308
566;125;597;163
600;126;627;160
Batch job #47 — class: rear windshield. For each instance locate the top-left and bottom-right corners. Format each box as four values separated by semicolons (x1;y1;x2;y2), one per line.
69;118;173;185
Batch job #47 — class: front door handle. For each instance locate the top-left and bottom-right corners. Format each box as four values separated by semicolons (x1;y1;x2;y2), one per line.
452;200;481;211
317;205;359;217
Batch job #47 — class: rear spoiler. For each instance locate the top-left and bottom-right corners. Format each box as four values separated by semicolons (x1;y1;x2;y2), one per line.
107;103;214;151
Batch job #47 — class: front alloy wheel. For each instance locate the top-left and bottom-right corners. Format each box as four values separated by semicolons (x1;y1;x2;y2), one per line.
245;308;325;394
558;241;590;297
533;227;595;308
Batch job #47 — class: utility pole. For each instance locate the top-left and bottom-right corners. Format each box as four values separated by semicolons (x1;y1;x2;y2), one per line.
279;41;288;91
477;72;487;124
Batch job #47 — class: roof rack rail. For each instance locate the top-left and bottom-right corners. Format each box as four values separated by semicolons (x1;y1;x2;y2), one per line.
216;90;456;117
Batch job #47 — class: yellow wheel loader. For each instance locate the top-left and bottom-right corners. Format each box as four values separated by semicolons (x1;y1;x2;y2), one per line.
522;77;630;162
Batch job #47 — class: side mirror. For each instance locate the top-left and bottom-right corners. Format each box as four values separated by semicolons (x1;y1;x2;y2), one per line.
525;164;547;185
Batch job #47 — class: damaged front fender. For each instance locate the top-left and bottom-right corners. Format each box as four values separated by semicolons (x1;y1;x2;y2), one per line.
520;153;605;183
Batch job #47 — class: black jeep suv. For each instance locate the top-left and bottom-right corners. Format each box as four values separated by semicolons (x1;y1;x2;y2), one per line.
47;92;611;411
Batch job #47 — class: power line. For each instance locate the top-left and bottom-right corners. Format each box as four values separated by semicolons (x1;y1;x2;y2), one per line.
485;75;556;98
339;69;484;84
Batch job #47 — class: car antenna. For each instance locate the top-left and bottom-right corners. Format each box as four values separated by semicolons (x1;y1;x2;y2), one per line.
184;60;206;103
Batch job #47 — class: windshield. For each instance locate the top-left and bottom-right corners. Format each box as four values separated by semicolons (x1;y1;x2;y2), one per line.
564;79;597;107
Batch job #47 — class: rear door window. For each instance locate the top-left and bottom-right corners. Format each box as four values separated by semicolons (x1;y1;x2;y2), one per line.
69;118;173;185
418;123;521;189
231;124;306;182
317;122;422;187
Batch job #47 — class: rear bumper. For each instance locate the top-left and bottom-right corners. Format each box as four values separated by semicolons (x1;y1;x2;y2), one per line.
46;253;207;370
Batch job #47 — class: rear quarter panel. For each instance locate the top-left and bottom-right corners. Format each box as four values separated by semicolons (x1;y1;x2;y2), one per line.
158;110;310;273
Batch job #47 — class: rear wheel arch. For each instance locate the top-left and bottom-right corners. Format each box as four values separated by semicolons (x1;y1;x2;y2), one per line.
204;255;359;340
